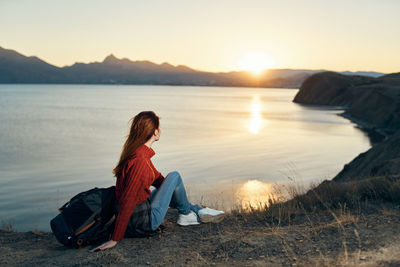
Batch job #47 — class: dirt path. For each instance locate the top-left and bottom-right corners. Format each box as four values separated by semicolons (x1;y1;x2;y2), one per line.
1;208;399;266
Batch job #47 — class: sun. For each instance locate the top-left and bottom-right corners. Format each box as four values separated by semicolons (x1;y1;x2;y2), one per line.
237;51;275;75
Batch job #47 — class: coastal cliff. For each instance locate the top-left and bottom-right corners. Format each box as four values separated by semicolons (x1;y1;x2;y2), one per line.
334;130;400;181
293;71;400;181
294;71;400;133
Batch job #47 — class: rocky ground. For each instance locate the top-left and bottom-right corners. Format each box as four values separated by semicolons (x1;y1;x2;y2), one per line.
1;205;400;266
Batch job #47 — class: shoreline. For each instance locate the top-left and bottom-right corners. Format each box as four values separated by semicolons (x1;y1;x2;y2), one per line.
339;112;387;144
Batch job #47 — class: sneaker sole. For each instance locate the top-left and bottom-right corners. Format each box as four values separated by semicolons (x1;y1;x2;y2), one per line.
177;221;200;226
200;213;225;223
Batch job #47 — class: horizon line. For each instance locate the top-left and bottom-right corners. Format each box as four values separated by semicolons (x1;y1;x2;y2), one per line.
0;45;389;75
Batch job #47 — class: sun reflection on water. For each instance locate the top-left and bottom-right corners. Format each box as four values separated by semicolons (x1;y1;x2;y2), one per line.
248;95;264;134
236;180;281;210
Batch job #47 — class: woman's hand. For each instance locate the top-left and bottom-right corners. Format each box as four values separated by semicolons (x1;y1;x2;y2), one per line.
89;240;117;252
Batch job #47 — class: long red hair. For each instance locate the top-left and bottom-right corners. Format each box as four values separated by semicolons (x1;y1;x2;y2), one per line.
113;111;160;178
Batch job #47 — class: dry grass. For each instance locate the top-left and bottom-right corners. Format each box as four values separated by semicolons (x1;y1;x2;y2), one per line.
227;174;400;266
1;220;13;232
232;174;400;225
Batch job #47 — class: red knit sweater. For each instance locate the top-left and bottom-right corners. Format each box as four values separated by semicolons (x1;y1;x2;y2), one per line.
111;144;164;241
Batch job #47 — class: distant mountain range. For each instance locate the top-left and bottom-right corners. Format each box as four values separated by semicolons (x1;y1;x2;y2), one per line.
0;46;385;88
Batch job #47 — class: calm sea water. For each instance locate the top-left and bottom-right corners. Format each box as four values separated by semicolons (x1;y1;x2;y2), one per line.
0;84;370;231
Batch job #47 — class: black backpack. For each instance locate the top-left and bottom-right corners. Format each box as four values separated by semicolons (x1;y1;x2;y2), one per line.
50;186;116;248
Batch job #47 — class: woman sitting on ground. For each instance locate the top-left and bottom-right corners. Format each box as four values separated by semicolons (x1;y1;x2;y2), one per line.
91;111;224;252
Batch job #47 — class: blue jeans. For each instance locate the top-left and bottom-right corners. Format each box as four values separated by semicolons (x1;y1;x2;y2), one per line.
149;171;202;230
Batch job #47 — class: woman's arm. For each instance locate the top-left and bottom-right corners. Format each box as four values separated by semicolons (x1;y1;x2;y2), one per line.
91;158;148;252
149;159;165;189
111;158;148;241
90;240;117;252
152;172;165;189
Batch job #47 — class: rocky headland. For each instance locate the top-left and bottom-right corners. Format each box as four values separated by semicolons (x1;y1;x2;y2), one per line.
294;71;400;182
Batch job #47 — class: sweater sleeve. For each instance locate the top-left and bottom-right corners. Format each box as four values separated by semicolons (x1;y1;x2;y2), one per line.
111;158;148;241
152;172;165;189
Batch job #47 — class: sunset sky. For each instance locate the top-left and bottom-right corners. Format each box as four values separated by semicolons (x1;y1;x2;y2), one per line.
1;0;399;73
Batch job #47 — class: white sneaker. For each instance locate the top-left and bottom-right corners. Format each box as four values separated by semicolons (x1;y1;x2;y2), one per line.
198;207;225;223
177;211;200;226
